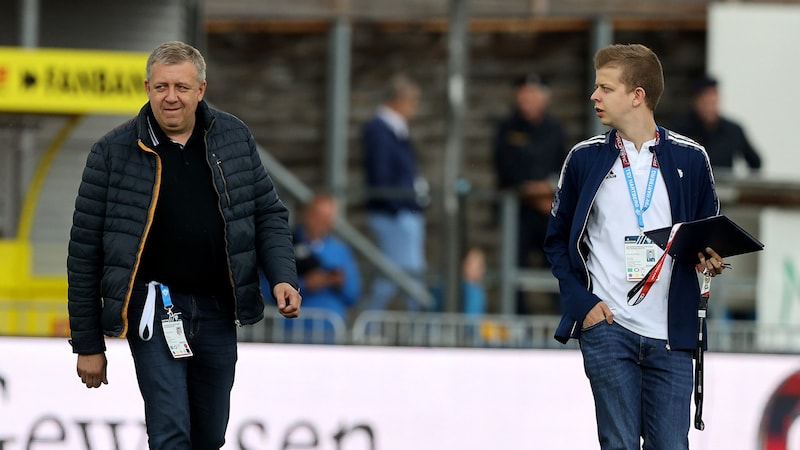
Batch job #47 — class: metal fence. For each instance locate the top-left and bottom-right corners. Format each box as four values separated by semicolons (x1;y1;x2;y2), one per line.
239;309;800;354
351;311;574;349
4;300;799;353
237;307;349;345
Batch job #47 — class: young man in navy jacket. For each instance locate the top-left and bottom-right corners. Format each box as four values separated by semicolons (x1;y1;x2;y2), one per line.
544;44;727;449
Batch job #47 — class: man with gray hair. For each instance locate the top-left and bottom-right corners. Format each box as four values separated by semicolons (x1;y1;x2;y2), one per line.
67;40;301;449
362;73;429;311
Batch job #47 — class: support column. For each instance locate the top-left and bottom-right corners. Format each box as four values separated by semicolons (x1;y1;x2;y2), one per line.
442;0;469;313
0;132;17;237
7;0;41;238
588;16;613;137
325;15;352;208
185;0;207;55
499;192;519;315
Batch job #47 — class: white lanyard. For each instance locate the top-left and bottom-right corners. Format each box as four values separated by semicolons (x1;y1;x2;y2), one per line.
138;281;175;341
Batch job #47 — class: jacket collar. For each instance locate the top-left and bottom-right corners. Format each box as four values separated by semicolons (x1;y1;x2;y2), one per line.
605;125;667;156
135;100;215;148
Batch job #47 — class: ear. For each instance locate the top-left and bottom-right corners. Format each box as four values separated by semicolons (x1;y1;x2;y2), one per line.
197;80;207;100
632;87;647;107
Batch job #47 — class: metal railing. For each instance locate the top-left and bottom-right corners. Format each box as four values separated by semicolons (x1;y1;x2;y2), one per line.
3;298;800;353
351;310;575;349
237;307;349;345
234;309;800;354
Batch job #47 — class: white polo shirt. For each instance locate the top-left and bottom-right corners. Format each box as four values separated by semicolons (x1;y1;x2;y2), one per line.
584;136;674;340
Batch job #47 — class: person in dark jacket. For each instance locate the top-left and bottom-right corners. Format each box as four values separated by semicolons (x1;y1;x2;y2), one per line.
362;73;428;311
492;73;567;314
671;75;762;174
67;41;301;450
544;44;727;449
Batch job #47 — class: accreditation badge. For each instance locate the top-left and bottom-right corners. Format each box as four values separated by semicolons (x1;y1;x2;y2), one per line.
162;314;193;359
624;235;660;281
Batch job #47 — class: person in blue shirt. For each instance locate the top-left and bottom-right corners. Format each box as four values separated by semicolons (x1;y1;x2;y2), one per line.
362;74;429;311
288;194;361;343
430;246;488;316
460;247;488;316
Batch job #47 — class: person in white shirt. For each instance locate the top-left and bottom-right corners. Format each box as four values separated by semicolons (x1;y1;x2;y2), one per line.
362;74;429;311
544;44;728;449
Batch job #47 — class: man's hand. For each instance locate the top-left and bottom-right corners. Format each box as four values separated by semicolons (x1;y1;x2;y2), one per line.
327;269;344;288
77;353;108;388
520;180;556;215
274;282;302;318
302;269;329;292
582;301;614;329
696;247;726;277
302;269;345;292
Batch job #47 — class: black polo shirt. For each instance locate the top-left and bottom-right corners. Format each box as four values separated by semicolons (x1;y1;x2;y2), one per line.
137;109;233;301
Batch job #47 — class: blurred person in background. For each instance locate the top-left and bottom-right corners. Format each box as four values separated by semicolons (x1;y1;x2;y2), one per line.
492;73;567;314
430;246;488;316
671;75;762;174
362;73;429;312
67;40;300;449
287;193;361;342
545;44;727;449
461;246;487;317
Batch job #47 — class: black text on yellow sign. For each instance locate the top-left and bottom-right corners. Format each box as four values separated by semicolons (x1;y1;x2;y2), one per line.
0;47;149;114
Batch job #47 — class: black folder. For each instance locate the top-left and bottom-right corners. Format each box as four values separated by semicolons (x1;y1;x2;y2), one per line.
644;215;764;264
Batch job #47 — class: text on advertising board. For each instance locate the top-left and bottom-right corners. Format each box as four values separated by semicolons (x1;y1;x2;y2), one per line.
0;46;148;114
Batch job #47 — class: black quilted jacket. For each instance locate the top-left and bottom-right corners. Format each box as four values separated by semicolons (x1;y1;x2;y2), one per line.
67;101;297;354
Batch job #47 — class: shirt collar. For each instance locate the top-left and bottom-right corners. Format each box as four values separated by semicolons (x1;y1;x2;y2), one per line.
376;105;409;139
146;114;162;147
146;106;201;149
620;136;657;157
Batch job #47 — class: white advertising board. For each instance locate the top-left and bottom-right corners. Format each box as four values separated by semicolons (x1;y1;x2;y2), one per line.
0;337;797;449
708;3;800;180
757;208;800;351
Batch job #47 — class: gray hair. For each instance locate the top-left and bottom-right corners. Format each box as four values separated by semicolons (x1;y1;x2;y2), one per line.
146;41;207;83
381;73;420;103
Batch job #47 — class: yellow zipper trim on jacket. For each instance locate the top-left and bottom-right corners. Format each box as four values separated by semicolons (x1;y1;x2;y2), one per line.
119;140;162;338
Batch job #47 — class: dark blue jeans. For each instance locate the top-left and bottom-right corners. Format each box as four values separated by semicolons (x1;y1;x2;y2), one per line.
127;283;238;450
580;321;693;450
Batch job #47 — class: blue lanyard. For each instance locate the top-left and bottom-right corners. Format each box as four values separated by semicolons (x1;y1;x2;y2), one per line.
615;133;660;231
160;283;174;310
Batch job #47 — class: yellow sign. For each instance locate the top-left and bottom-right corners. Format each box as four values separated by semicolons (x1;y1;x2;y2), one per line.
0;46;149;114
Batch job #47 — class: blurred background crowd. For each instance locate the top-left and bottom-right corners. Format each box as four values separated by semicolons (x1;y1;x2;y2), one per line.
1;0;798;350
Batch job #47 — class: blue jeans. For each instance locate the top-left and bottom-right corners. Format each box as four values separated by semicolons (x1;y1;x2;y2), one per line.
127;283;238;450
580;321;693;450
366;211;426;311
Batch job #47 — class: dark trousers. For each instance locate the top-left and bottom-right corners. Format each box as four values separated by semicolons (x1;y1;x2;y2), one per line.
516;205;556;314
127;283;238;450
